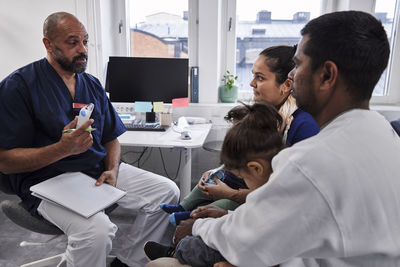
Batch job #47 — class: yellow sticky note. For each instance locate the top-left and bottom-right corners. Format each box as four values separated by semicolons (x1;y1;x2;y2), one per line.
153;102;164;112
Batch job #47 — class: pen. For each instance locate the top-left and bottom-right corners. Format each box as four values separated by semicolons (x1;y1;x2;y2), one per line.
62;128;97;133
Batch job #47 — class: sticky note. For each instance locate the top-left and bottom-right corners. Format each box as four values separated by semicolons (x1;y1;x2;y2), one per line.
134;101;153;112
172;97;189;108
153;102;164;112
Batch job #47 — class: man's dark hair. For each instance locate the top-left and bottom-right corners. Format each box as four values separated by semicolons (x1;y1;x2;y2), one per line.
221;102;284;170
301;11;390;101
259;45;296;84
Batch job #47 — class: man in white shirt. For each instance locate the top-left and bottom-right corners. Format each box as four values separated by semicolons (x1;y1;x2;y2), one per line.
170;10;400;267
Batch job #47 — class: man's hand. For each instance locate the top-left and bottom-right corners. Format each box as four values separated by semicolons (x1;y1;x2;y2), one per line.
96;170;118;186
199;178;236;200
0;117;94;174
173;218;195;245
59;117;94;156
191;205;228;219
214;262;236;267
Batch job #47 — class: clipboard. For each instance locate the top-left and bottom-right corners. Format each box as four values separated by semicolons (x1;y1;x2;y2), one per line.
30;172;126;218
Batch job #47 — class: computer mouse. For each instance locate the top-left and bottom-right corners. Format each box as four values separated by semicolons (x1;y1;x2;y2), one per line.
180;130;192;140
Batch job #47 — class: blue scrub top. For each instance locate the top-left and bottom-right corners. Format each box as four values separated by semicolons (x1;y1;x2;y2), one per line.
0;58;126;214
286;108;319;147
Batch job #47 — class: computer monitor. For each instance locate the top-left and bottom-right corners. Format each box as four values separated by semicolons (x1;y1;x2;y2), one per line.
106;56;189;103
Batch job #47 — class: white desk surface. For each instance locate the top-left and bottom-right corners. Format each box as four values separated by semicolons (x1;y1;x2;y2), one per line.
118;123;212;148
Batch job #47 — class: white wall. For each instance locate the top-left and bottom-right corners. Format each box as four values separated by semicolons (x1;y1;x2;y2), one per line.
0;0;128;84
0;0;76;80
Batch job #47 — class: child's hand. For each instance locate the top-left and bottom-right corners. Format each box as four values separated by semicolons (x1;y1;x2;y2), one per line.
198;170;212;187
202;178;235;200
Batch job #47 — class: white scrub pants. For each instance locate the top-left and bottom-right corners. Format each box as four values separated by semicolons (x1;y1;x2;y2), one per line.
37;162;180;267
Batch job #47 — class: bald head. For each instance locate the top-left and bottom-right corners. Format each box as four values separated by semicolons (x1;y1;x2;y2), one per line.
43;12;83;41
42;12;88;74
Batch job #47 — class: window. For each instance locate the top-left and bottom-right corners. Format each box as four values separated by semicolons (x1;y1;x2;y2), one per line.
112;0;399;104
373;0;397;96
234;0;321;101
129;0;189;58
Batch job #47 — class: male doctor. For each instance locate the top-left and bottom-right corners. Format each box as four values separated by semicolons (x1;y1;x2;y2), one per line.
0;12;179;267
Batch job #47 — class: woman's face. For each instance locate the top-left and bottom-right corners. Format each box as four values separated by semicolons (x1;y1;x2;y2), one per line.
250;55;286;107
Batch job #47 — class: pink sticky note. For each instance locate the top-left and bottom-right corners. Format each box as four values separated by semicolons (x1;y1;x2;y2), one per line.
172;97;189;108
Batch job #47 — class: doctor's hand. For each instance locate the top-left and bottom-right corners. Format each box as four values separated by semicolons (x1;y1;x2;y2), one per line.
59;117;94;156
96;170;118;187
191;205;228;219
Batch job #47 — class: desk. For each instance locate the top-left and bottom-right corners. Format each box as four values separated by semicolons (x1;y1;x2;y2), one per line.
118;123;212;199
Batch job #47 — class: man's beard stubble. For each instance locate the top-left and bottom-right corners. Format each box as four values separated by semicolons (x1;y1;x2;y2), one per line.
54;45;88;74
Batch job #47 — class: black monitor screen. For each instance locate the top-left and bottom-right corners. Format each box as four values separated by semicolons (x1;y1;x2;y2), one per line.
106;56;189;103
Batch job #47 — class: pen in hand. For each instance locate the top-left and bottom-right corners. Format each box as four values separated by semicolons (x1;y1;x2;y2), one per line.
62;127;97;134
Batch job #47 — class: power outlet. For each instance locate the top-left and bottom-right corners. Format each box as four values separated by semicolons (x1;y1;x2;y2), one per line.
112;102;135;114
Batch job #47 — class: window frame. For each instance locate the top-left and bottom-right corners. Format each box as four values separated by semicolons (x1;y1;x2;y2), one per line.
371;0;400;104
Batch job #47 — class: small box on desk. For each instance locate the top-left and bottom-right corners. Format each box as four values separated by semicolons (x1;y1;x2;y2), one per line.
160;113;172;126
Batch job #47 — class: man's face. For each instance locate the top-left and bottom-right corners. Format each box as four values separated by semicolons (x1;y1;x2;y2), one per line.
49;19;88;73
289;35;319;117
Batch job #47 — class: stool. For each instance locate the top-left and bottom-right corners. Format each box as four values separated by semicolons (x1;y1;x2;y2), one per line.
202;140;223;153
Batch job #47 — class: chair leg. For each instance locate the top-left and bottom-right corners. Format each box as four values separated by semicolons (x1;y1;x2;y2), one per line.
20;253;66;267
20;253;116;266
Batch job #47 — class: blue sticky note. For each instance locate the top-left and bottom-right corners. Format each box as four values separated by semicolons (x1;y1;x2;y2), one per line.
134;101;153;112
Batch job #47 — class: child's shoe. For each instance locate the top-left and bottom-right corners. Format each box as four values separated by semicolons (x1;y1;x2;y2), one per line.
160;203;185;214
169;211;192;226
143;241;175;260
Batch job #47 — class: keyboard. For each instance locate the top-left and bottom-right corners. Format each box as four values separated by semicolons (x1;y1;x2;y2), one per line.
124;121;167;132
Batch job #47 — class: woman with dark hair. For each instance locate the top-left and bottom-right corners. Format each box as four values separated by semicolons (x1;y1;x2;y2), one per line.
253;45;319;147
